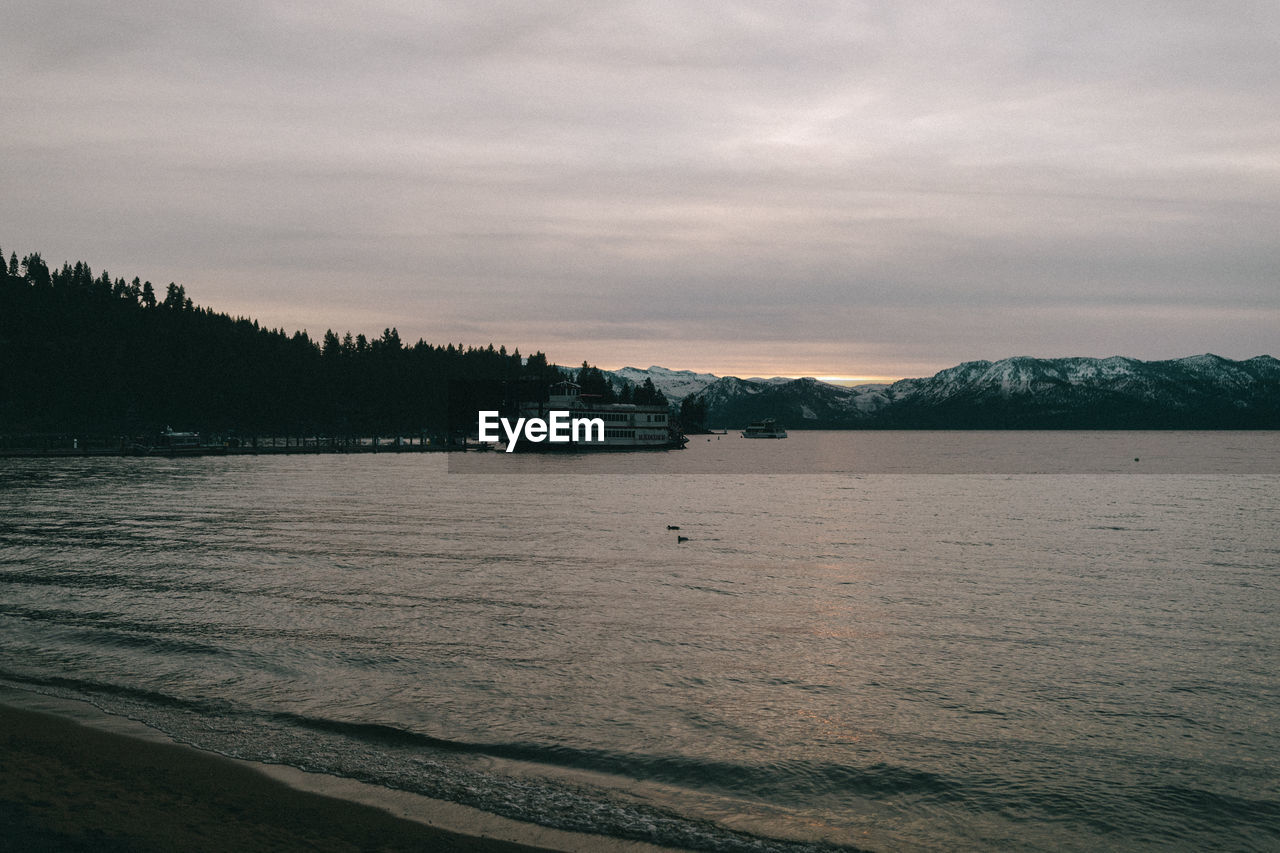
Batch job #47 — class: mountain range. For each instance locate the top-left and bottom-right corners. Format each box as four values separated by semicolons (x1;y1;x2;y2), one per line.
604;355;1280;429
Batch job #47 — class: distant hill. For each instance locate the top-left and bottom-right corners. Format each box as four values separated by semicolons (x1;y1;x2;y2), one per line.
603;365;804;402
611;356;1280;429
5;243;1275;434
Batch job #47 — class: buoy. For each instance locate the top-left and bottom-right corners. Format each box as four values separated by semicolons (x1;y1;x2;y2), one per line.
1134;457;1139;462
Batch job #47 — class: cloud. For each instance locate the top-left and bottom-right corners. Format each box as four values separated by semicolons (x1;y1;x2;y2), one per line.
3;1;1277;377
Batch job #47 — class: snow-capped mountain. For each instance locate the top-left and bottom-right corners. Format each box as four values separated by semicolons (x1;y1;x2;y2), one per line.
604;366;854;401
608;355;1280;429
742;376;799;386
694;376;893;427
605;366;720;401
874;354;1280;428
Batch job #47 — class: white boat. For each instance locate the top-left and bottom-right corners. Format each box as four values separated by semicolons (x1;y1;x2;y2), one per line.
741;419;787;438
515;380;688;450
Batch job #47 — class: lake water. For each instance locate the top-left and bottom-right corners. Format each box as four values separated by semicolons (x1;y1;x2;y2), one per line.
2;432;1278;851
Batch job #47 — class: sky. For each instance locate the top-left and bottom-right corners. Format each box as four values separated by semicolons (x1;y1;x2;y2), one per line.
3;1;1278;381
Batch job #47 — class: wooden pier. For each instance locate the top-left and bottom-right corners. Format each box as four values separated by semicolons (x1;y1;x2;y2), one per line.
0;436;460;458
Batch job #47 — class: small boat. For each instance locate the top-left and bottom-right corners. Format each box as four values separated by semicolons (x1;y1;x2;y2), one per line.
741;419;787;438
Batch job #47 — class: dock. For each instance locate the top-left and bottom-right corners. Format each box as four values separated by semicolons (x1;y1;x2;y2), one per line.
0;436;461;458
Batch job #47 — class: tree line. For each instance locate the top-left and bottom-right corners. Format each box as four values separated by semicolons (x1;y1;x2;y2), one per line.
572;363;668;407
0;244;629;439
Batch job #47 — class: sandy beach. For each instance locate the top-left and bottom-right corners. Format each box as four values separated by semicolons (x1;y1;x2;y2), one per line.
0;693;686;853
0;701;561;852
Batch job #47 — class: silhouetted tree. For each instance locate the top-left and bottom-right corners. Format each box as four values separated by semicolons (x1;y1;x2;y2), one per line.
22;253;50;288
322;329;342;358
576;362;616;402
634;377;666;406
162;282;186;309
680;395;708;429
0;243;627;438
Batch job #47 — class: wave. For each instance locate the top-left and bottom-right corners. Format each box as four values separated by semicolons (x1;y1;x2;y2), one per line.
0;605;230;657
273;709;960;800
0;673;858;852
4;673;1277;850
0;670;247;717
264;710;1280;845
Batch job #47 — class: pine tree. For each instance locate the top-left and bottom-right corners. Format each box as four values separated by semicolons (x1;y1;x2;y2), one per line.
635;377;660;404
576;362;616;402
22;253;50;288
322;329;341;358
680;395;708;429
162;282;187;309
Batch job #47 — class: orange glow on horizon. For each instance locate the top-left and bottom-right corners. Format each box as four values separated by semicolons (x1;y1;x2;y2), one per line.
815;375;902;386
493;337;940;386
595;365;906;385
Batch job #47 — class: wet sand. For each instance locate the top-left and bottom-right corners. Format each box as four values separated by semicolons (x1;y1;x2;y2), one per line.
0;696;678;852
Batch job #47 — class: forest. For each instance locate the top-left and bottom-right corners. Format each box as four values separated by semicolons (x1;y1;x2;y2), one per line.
0;245;604;441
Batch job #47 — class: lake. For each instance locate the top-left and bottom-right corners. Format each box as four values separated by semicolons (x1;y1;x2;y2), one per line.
2;431;1278;851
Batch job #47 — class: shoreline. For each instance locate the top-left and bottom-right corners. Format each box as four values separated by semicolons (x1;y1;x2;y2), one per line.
0;686;685;853
0;444;455;458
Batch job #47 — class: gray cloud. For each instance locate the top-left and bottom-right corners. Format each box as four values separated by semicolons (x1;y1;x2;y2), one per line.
3;1;1277;378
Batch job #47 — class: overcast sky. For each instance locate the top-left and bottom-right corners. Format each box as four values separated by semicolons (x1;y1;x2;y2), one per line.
4;2;1277;380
